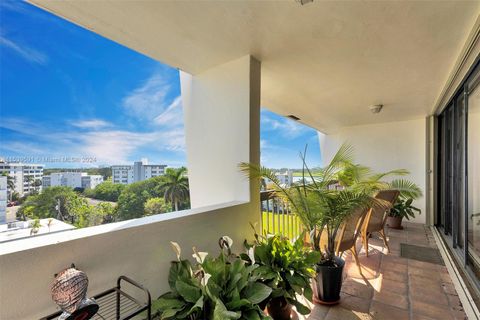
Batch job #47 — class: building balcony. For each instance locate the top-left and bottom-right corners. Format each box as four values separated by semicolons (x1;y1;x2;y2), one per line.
299;223;467;320
1;1;480;319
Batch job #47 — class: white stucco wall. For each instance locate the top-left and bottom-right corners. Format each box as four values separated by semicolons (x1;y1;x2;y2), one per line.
0;203;260;319
319;118;427;224
181;55;261;208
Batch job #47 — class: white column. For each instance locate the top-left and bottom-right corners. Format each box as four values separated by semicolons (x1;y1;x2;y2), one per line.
181;55;261;208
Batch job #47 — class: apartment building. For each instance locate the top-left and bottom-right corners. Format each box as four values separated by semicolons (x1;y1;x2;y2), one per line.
263;170;293;188
42;172;104;189
112;160;167;184
0;176;6;225
0;162;44;196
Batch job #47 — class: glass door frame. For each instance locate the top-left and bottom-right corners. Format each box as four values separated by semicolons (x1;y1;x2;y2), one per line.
436;60;479;285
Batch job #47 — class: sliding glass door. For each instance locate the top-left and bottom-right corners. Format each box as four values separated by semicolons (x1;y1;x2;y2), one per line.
467;72;480;274
437;62;480;283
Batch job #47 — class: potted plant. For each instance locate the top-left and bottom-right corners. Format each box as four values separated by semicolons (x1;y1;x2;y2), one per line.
386;197;421;229
384;179;422;229
153;236;272;319
241;144;415;304
242;226;320;319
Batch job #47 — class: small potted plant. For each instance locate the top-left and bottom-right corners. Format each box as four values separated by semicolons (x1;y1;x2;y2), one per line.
242;226;320;319
385;180;422;229
386;198;421;229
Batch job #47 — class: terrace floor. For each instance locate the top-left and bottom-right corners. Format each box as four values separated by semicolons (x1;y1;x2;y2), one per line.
295;222;467;320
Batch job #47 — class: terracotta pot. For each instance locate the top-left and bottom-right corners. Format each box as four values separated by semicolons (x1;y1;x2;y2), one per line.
267;297;292;320
312;257;345;305
386;216;403;229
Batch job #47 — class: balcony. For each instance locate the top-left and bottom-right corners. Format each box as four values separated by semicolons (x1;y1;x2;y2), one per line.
297;223;466;320
1;1;480;319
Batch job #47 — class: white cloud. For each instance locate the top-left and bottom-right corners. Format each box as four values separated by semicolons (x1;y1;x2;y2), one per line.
0;36;48;65
122;72;171;120
153;96;183;126
261;110;307;139
71;119;112;130
0;117;185;166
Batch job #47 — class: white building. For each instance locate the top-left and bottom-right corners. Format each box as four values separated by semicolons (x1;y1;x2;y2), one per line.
0;162;44;196
263;169;293;188
112;160;167;184
42;172;103;189
0;176;6;224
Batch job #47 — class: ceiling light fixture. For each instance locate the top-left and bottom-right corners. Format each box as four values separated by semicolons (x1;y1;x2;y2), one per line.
296;0;313;5
369;104;383;114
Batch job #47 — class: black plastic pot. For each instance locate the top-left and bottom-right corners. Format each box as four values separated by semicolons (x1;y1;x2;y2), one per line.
312;256;345;304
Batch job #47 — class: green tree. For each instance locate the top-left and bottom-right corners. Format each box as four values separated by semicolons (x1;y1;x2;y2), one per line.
144;197;171;216
85;181;125;202
18;186;87;223
160;167;190;211
117;184;151;221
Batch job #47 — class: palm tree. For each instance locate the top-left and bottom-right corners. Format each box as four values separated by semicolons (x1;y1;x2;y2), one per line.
161;167;189;212
240;143;419;262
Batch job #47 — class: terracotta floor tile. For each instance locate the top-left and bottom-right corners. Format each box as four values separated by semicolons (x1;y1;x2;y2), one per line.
408;259;440;271
339;293;370;313
446;293;463;309
411;300;455;319
442;282;458;296
380;261;407;273
324;306;371;320
369;301;409;320
411;314;437;320
377;278;408;295
303;223;468;320
341;279;374;300
382;269;408;282
408;266;443;281
373;289;408;310
409;285;449;305
381;254;408;265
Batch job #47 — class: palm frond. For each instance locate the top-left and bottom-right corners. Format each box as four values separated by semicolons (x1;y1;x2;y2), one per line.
388;179;423;199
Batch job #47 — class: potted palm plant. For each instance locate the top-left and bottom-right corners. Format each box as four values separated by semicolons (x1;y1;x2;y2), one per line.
241;144;415;304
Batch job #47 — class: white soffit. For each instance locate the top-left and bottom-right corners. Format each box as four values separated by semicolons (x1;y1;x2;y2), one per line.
29;1;480;133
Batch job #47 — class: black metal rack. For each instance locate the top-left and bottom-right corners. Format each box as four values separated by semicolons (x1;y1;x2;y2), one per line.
41;276;151;320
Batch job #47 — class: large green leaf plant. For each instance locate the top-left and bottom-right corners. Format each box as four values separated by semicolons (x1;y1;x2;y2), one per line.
241;225;321;315
153;236;272;320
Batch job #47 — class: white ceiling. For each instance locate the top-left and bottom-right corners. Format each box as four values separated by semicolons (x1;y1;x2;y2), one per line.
30;1;480;133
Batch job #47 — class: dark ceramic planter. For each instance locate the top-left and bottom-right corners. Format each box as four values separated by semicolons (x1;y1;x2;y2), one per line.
312;256;345;305
266;297;292;320
386;216;403;229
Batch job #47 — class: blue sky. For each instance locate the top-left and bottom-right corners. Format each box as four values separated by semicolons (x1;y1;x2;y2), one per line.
0;1;320;169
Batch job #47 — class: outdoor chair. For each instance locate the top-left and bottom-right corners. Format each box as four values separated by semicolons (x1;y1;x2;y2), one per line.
361;190;400;257
319;207;369;273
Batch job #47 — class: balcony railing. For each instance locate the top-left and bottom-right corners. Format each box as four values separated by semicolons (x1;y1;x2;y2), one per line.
260;190;302;240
